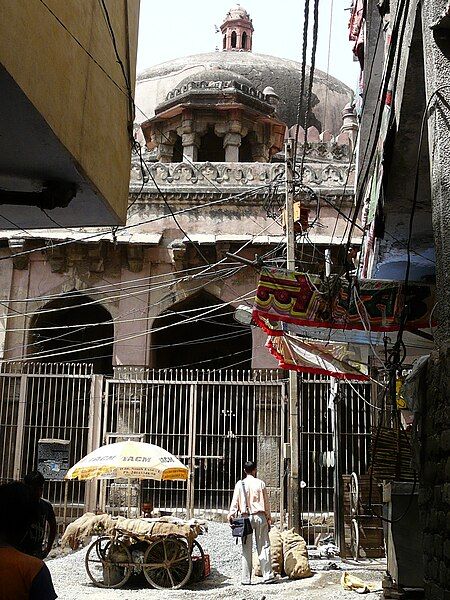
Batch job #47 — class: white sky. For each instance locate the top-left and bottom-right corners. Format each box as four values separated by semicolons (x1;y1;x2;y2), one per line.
136;0;359;89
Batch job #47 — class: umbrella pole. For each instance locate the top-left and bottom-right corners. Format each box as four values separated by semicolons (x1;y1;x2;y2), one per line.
127;478;131;517
63;480;68;529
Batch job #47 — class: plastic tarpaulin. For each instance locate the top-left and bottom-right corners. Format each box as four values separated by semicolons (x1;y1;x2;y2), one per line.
266;332;369;381
252;267;435;333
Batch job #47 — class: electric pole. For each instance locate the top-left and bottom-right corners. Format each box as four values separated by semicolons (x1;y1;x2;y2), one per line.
285;138;300;531
325;248;344;552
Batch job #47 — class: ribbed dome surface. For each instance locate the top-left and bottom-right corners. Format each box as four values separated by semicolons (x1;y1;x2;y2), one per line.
136;52;352;134
177;67;254;89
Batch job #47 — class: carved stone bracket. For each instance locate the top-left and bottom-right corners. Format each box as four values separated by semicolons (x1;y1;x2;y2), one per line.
126;246;144;273
216;241;231;262
88;245;105;273
44;243;67;273
168;242;186;270
8;239;29;270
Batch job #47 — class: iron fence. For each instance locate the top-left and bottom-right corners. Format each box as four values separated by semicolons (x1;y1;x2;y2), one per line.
0;363;375;542
102;368;287;521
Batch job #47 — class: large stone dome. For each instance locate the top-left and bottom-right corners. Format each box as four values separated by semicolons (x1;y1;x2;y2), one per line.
135;52;352;134
177;67;254;90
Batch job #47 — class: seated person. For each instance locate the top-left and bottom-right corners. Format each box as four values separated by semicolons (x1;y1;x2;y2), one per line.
0;481;57;600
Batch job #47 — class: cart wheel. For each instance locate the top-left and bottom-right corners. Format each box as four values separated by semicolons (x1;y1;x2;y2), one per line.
85;536;132;589
190;539;206;582
143;537;192;589
349;472;359;517
350;518;360;561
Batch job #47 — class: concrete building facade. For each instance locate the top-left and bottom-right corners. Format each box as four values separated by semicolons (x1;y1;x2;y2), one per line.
0;5;358;374
352;1;450;596
0;0;140;228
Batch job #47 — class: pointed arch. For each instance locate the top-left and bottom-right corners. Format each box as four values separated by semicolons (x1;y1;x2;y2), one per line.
150;290;252;370
30;292;114;373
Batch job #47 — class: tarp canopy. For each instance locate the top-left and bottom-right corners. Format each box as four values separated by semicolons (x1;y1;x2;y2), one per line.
267;332;369;381
252;267;435;333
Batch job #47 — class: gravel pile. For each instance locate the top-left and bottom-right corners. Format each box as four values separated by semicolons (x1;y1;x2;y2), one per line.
47;521;385;600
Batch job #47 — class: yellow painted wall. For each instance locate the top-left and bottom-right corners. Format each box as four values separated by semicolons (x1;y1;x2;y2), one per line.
0;0;140;223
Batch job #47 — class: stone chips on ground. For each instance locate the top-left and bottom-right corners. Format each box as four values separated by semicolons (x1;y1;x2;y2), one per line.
61;513;203;550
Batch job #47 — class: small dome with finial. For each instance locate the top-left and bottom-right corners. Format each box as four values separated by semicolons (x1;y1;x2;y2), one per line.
225;4;251;21
220;4;254;52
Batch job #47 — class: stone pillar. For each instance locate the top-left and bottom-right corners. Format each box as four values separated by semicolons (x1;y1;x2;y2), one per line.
223;132;241;162
253;142;270;162
157;143;174;163
340;102;359;153
419;3;450;598
154;129;177;163
182;133;200;162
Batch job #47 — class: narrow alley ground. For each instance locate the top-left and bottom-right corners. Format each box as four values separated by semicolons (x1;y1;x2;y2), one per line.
47;522;385;600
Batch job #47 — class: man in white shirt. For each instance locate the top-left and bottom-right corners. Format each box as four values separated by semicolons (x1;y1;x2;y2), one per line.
228;460;276;585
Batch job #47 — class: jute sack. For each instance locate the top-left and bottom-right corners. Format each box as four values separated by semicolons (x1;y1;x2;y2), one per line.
253;551;262;577
281;528;311;579
284;549;312;579
269;527;283;574
252;527;284;576
281;528;308;556
61;513;116;549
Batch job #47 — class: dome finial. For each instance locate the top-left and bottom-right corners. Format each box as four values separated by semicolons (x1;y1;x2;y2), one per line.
220;5;254;52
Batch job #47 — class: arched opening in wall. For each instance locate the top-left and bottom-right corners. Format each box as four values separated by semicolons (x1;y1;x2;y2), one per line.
145;291;253;511
151;290;252;370
223;34;226;49
231;30;237;48
198;128;225;162
173;135;183;162
30;292;114;374
242;31;247;49
239;134;253;162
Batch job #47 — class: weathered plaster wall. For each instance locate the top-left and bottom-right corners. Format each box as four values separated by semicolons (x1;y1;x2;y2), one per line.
0;249;13;360
135;52;352;134
1;243;269;369
419;1;450;597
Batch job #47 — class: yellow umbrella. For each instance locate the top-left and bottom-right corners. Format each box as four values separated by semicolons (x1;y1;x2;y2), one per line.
65;441;189;481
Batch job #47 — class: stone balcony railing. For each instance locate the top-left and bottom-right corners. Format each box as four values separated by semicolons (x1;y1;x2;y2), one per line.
130;158;354;198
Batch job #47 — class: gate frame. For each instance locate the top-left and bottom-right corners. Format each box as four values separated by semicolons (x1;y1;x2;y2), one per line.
102;369;288;522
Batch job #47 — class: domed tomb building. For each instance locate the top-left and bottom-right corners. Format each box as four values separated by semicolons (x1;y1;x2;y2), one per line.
0;4;366;529
135;4;352;138
0;5;359;373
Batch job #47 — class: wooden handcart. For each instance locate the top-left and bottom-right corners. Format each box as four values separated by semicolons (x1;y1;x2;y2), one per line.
85;525;206;590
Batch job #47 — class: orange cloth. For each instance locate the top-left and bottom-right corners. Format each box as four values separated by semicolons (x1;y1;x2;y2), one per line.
0;546;43;600
228;475;271;520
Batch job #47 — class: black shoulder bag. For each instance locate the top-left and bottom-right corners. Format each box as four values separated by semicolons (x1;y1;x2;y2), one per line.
230;480;253;542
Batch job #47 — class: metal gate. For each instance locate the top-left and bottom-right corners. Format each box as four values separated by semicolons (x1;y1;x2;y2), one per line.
1;363;374;537
102;368;287;520
298;375;374;543
0;363;101;534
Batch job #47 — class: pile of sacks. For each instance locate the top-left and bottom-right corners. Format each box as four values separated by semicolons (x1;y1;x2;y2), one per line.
253;527;311;580
61;513;205;550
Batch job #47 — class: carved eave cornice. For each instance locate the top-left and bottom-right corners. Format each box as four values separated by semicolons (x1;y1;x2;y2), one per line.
154;79;276;117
